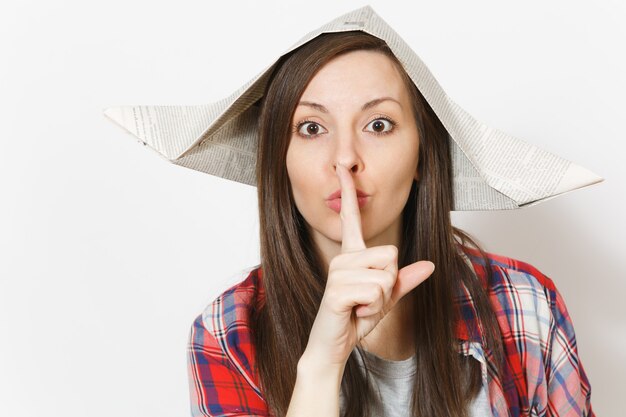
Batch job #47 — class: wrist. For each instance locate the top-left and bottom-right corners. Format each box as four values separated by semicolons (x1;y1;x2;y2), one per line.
298;349;346;382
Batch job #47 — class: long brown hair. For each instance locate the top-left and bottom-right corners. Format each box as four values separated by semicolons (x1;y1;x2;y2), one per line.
250;31;504;417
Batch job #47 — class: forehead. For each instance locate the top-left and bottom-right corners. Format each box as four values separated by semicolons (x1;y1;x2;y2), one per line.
297;49;409;107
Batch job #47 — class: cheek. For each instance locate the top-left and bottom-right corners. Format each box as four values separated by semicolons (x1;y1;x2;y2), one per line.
373;148;418;210
380;147;418;186
286;147;315;206
381;174;413;215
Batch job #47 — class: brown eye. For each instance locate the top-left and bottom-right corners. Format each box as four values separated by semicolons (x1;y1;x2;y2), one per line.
296;121;328;138
306;123;319;135
365;118;394;135
372;120;385;132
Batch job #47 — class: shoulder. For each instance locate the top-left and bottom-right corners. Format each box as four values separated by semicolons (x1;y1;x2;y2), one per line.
460;246;558;356
198;264;264;338
191;264;265;372
461;245;556;294
459;249;594;414
461;246;560;324
187;264;269;416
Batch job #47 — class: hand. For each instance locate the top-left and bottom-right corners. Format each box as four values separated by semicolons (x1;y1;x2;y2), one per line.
303;164;435;369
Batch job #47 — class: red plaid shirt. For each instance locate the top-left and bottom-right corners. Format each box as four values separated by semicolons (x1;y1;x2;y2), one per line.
187;248;594;416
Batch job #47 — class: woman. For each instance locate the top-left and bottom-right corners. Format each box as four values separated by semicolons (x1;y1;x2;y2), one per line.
186;30;594;417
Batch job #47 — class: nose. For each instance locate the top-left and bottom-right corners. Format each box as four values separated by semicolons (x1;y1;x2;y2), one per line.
333;127;363;176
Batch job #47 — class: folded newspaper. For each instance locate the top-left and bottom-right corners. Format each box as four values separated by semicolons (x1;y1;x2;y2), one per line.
103;4;603;211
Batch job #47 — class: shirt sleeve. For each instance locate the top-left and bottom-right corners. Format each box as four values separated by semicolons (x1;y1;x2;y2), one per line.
187;314;270;417
541;284;595;417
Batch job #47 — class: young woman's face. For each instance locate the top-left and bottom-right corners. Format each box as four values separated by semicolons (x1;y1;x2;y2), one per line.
286;49;420;248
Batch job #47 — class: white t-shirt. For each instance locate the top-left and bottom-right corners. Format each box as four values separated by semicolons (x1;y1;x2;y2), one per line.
338;348;492;416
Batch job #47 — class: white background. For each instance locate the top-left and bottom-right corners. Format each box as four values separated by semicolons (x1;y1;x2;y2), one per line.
1;0;623;416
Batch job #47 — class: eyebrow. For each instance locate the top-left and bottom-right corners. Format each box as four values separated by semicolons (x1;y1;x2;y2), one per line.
297;96;402;113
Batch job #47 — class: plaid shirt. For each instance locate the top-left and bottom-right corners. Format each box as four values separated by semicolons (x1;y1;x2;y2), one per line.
187;248;594;416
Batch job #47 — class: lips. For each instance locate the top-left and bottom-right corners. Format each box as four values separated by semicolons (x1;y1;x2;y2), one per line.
325;195;369;213
326;188;370;200
325;188;370;214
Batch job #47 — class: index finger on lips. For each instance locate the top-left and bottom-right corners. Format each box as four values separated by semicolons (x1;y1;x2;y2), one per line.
336;164;367;253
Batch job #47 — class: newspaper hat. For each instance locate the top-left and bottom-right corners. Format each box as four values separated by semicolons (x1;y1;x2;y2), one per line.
103;5;603;211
